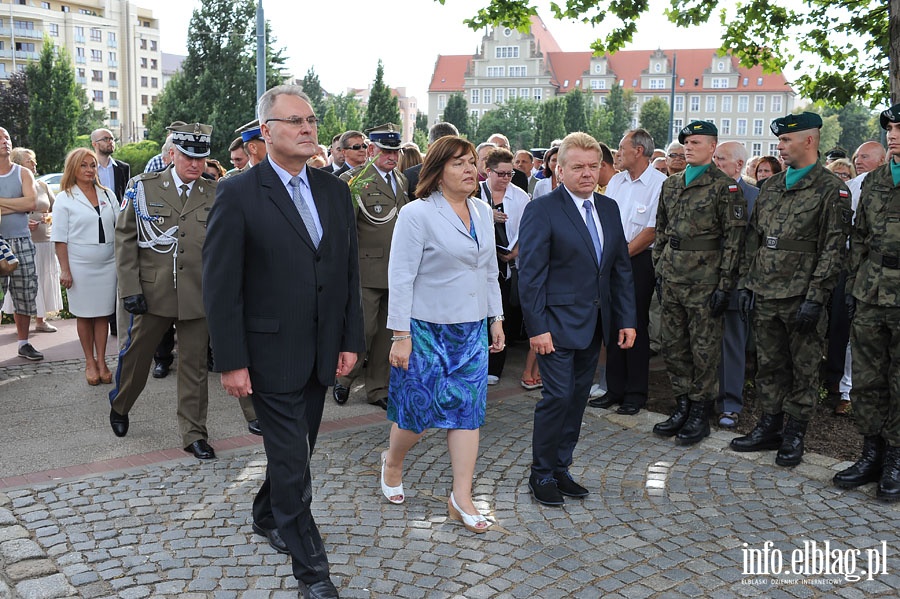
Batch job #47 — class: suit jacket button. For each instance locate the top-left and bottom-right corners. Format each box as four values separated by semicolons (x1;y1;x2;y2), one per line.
318;285;323;292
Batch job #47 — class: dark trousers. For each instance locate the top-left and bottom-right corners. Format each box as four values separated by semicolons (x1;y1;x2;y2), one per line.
532;316;603;479
605;250;653;407
154;325;176;366
825;271;850;387
488;270;523;378
251;381;330;585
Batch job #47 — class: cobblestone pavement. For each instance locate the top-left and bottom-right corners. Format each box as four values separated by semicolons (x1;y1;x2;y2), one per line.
2;384;900;599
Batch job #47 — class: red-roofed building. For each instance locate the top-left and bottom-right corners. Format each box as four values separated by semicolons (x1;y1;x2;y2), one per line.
428;16;796;155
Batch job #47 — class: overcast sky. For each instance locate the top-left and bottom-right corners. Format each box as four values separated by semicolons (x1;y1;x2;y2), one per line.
141;0;730;106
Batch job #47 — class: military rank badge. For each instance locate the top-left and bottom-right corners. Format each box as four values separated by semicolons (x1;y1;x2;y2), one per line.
733;204;745;220
841;208;853;224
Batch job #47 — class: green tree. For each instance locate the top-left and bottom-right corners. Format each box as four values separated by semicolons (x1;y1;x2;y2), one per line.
146;0;286;161
113;141;161;175
606;85;635;145
563;89;589;134
534;98;566;147
75;85;107;135
26;37;80;172
364;59;401;131
415;110;429;135
459;0;897;105
300;67;326;117
443;93;470;138
413;129;429;151
0;72;30;147
586;103;613;146
825;103;880;154
639;97;670;149
474;97;538;149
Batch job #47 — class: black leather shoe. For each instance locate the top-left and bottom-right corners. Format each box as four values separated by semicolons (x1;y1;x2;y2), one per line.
333;383;349;405
555;471;589;498
676;401;711;446
184;439;216;460
775;416;808;467
252;521;289;555
588;394;620;409
730;412;784;452
369;398;388;410
298;579;339;599
109;409;129;437
877;445;900;502
247;419;262;436
616;403;642;415
834;435;884;489
152;361;171;379
652;395;690;437
528;473;564;506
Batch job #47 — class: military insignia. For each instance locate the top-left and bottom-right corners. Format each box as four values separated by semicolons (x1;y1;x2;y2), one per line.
733;205;744;220
119;196;130;211
163;180;170;188
841;208;852;224
728;184;739;193
158;217;165;225
373;204;383;214
198;186;204;194
839;190;849;199
149;203;164;207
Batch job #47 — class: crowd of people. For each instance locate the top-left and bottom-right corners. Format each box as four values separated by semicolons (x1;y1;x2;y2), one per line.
1;82;898;599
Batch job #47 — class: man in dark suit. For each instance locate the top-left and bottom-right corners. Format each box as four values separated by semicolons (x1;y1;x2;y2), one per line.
90;128;131;201
402;121;458;198
203;86;364;599
518;132;637;507
318;134;345;174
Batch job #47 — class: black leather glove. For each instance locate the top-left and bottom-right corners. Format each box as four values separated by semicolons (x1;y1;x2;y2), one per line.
737;289;753;322
655;275;663;304
845;294;857;322
794;300;823;334
123;294;148;315
708;289;730;317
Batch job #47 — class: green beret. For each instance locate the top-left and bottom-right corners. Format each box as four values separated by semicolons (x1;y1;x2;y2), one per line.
879;103;900;129
770;112;822;136
678;120;718;144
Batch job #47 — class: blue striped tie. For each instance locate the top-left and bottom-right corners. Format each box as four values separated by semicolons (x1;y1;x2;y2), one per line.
289;175;320;248
582;199;603;265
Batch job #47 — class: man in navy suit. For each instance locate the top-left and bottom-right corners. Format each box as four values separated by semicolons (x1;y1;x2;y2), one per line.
518;132;637;507
203;85;365;599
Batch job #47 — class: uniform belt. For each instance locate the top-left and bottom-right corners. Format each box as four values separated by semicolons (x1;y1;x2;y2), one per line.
669;237;720;251
764;236;817;252
869;251;900;269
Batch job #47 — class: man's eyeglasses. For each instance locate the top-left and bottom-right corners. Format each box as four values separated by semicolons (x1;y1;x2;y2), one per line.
344;143;368;151
668;153;685;159
490;170;514;178
94;136;115;143
265;115;318;127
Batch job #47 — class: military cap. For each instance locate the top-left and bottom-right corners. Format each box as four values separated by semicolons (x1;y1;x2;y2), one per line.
879;103;900;129
678;120;718;144
530;148;547;160
235;119;263;143
365;123;402;150
167;122;212;158
770;112;822;136
824;147;847;161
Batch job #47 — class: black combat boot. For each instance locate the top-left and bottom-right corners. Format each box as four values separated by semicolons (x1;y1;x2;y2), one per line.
876;445;900;502
775;416;808;467
833;436;885;489
676;401;711;446
652;395;690;437
730;412;784;452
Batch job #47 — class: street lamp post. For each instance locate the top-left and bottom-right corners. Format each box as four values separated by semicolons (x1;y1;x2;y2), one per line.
256;0;265;102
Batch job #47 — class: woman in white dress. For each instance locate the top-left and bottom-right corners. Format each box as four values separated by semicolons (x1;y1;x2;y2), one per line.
51;148;117;385
4;148;64;330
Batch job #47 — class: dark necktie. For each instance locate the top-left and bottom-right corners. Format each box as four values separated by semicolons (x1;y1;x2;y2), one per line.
582;199;603;265
385;172;395;197
179;184;189;204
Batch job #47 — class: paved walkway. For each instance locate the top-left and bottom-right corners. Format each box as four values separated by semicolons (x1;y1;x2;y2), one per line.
1;319;899;598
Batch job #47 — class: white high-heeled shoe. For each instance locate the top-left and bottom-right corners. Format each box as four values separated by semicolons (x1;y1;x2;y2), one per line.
447;492;491;533
380;451;404;504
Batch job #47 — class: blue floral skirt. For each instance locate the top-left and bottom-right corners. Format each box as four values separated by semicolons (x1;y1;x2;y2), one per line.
388;318;487;434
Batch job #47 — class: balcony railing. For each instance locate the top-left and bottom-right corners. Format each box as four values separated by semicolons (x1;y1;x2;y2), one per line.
109;79;118;87
109;99;119;107
13;29;42;40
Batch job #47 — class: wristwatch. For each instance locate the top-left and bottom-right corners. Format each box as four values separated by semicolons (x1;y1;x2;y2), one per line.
489;315;505;325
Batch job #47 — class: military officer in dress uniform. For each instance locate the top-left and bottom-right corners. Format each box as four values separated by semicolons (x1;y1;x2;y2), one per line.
652;121;747;446
109;122;220;460
833;104;900;500
333;123;411;409
732;112;851;467
236;119;268;167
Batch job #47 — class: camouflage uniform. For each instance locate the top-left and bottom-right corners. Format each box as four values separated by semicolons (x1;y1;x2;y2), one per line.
654;164;747;404
741;163;851;421
847;164;900;443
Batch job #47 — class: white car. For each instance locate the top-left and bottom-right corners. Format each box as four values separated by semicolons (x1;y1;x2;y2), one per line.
36;172;63;195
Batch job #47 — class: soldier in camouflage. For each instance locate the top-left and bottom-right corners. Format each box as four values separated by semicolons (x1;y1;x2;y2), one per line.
731;112;852;467
832;103;900;501
652;121;747;445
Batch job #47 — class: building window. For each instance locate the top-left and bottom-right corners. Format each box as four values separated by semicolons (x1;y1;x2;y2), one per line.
90;28;101;42
15;41;35;52
711;77;729;89
508;88;516;99
470;89;480;104
771;96;783;113
151;77;158;88
533;88;542;101
757;77;763;86
110;91;117;101
48;23;58;36
495;88;504;103
722;95;732;112
110;111;117;121
486;66;504;77
470;109;479;119
61;5;68;12
109;71;117;81
654;62;662;73
593;64;602;74
92;90;103;102
141;95;148;106
720;118;731;135
140;39;147;50
14;19;34;30
108;32;116;44
91;49;102;62
649;78;666;89
437;95;446;109
769;142;778;154
753;119;764;136
483;88;492;104
141;76;148;87
737;119;747;136
754;95;765;111
508;66;526;77
673;118;684;132
91;70;102;82
717;61;725;71
520;88;530;99
75;47;85;62
495;46;519;59
752;142;762;156
41;1;50;8
706;96;716;112
738;95;749;112
150;40;158;51
674;95;684;112
690;96;700;112
151;59;157;70
590;79;606;90
141;57;148;68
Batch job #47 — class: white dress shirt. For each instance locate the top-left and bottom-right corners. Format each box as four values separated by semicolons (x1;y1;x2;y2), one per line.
605;164;667;243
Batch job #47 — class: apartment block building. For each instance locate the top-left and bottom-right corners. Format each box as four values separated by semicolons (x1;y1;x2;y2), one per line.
429;15;796;154
0;0;162;142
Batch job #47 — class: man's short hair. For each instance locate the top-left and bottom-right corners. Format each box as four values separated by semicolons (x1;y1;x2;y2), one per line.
428;121;459;144
487;133;509;148
257;85;311;124
475;141;497;155
598;142;614;166
339;130;365;147
331;133;342;145
485;148;515;170
625;129;655;159
161;134;175;155
558;132;601;166
228;137;245;152
515;149;533;161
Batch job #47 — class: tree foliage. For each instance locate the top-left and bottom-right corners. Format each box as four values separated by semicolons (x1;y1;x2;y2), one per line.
823;103;881;153
475;97;539;149
300;67;326;117
75;85;107;134
534;98;566;147
454;0;896;105
639;97;670;149
586;102;613;146
26;37;80;172
443;93;470;138
145;0;286;160
606;85;635;146
364;60;401;131
113;141;161;175
563;89;589;134
316;93;363;145
0;72;30;147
